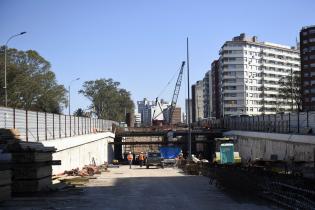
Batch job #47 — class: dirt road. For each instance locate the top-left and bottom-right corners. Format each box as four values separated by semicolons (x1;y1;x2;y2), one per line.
1;165;279;210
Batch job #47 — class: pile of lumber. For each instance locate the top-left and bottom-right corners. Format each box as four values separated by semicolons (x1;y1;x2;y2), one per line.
8;141;56;194
60;163;108;177
0;129;58;195
0;128;20;141
0;169;11;202
53;163;109;186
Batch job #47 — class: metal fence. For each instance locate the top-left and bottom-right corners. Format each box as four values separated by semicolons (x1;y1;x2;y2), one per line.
209;111;315;135
0;106;117;142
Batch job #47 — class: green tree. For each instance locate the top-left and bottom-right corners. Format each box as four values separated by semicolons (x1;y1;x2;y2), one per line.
278;70;302;112
73;108;87;117
79;78;134;121
0;47;67;113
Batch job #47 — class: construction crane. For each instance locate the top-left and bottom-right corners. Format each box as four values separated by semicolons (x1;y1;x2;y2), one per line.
168;61;185;124
152;61;185;125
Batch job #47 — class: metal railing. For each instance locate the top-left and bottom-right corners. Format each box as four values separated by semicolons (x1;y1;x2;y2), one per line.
208;111;315;135
0;106;117;142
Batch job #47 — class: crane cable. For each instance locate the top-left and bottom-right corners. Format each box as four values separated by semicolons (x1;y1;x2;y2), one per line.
157;65;183;99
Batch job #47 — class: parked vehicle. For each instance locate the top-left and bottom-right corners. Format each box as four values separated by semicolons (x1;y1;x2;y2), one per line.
159;146;181;166
146;152;164;169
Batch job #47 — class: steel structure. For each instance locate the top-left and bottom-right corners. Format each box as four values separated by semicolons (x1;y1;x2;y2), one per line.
169;61;185;123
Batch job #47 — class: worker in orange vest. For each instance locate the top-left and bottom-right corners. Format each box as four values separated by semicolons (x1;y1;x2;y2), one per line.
127;152;133;169
139;152;145;167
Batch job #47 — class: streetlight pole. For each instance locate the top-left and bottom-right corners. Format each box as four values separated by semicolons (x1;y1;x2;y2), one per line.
187;37;192;160
4;32;27;107
68;78;80;115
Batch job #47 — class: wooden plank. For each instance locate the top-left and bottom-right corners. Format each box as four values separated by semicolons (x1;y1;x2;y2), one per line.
6;142;55;153
12;176;52;193
12;166;52;180
0;170;11;186
11;152;52;163
0;185;11;202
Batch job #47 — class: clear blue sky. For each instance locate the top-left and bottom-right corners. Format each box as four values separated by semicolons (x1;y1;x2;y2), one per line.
1;0;315;114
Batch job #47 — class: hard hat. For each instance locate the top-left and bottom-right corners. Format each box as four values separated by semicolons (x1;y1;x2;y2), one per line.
140;152;143;154
129;152;131;154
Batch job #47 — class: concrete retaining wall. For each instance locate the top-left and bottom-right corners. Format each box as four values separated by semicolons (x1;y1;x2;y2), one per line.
224;130;315;162
42;132;114;174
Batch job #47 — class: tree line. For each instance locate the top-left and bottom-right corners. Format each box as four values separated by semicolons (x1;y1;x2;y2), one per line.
1;47;134;121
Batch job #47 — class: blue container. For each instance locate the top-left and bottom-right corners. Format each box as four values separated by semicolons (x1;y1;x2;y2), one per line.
220;143;234;164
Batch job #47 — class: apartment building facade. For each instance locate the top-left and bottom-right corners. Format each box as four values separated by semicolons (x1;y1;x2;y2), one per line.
137;98;169;126
211;60;221;118
203;70;212;119
300;25;315;111
192;80;204;122
220;33;300;116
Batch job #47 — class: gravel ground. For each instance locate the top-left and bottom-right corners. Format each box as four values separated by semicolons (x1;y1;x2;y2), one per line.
1;165;280;210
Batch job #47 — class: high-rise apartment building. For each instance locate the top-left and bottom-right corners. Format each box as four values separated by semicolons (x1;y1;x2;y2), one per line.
300;25;315;111
203;70;212;119
220;33;300;116
137;98;169;126
192;80;204;121
185;99;192;124
211;60;221;118
163;107;182;124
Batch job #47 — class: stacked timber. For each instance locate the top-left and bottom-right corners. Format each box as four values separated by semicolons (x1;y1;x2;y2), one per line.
0;129;58;195
0;169;11;202
0;150;12;202
8;141;56;194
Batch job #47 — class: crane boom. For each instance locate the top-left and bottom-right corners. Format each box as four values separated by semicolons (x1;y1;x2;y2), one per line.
169;61;185;124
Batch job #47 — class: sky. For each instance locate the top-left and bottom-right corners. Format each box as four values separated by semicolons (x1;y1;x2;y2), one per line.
1;0;315;114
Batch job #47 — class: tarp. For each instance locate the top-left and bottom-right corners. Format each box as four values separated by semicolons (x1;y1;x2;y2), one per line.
159;146;181;159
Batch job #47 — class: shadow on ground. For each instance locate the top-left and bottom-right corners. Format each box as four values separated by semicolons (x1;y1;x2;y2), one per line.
0;175;280;210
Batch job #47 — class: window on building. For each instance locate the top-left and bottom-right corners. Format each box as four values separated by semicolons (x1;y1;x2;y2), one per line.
310;38;315;43
304;72;309;77
310;55;315;60
303;56;309;61
303;40;308;44
311;63;315;68
303;31;308;36
309;29;315;34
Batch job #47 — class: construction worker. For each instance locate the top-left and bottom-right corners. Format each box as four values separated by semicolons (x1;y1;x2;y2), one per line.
139;152;145;167
127;152;133;169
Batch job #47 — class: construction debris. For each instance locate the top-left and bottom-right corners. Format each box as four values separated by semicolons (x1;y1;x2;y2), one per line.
52;163;109;187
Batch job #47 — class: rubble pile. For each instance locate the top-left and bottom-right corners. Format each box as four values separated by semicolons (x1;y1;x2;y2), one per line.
53;163;109;186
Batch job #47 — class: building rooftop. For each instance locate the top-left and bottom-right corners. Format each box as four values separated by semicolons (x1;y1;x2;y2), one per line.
228;33;298;51
302;25;315;30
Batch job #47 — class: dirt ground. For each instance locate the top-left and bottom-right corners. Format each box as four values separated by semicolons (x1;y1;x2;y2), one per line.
1;165;280;210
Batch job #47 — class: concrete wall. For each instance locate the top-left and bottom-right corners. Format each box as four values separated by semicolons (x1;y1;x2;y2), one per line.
42;132;114;174
224;130;315;162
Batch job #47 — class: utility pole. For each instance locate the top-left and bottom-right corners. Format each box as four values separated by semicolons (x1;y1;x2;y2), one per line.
291;68;294;112
187;37;192;160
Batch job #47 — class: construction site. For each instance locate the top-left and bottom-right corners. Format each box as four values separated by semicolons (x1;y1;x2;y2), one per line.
1;57;315;210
